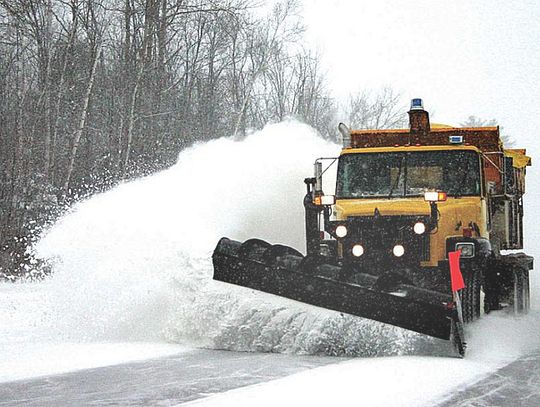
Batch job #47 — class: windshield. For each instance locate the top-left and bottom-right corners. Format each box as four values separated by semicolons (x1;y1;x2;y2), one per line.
336;150;481;198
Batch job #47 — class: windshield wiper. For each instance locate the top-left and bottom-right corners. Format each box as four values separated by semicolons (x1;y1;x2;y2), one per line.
453;157;471;197
388;155;405;198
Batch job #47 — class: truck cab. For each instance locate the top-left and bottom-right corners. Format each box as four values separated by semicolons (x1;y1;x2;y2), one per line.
334;145;485;268
306;99;532;316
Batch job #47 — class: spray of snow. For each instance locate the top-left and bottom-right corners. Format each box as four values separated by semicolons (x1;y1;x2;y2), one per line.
2;119;539;366
16;120;419;356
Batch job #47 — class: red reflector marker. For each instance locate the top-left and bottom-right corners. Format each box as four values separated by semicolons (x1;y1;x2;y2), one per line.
448;250;466;292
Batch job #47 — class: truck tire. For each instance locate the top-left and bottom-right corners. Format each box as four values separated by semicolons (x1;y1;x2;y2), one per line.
462;269;481;323
491;255;534;315
472;270;482;320
462;273;473;323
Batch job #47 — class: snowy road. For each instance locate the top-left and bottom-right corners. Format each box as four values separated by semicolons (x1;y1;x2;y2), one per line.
2;350;540;407
436;352;540;407
0;350;336;407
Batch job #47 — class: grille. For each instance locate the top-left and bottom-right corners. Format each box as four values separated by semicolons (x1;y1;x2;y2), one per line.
343;215;431;262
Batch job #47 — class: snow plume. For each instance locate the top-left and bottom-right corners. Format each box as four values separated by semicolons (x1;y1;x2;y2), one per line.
30;119;540;358
30;119;421;356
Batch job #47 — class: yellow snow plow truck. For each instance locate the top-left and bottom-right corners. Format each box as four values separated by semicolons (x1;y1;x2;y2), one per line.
212;99;533;356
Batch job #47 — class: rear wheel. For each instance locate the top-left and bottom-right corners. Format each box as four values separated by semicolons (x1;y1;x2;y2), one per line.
512;269;524;314
511;268;530;314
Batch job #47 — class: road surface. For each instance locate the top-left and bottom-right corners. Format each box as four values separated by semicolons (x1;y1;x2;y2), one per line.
437;352;540;407
0;349;336;407
1;349;539;406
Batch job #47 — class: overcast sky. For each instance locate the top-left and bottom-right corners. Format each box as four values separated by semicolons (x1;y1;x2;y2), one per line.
302;0;540;149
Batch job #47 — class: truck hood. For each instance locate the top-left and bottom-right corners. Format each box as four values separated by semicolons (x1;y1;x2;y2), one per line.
335;197;432;218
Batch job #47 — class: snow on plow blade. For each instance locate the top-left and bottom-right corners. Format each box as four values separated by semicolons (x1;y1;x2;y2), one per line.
212;237;454;340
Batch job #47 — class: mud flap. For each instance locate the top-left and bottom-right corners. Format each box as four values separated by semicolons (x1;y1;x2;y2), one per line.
213;237;454;340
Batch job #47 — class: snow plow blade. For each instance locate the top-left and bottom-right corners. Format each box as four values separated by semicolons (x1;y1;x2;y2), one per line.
213;237;454;340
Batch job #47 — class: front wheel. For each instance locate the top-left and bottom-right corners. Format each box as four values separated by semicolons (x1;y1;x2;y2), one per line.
462;269;481;323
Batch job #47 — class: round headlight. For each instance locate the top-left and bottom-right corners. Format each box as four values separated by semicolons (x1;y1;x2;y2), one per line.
335;225;347;238
352;244;364;257
393;244;405;257
413;222;426;235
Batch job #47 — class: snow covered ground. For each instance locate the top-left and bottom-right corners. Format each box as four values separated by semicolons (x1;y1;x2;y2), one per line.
1;121;538;405
182;312;540;407
0;283;188;383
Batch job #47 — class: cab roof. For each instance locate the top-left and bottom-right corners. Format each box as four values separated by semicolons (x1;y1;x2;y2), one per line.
341;144;482;155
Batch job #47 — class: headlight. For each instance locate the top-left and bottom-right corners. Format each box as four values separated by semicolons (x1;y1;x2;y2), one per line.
335;225;347;238
413;222;426;235
352;244;364;257
456;242;475;258
393;244;405;257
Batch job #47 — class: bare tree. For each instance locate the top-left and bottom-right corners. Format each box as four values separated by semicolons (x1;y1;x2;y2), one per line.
460;116;514;147
62;0;104;193
233;0;303;136
345;87;406;130
0;0;346;277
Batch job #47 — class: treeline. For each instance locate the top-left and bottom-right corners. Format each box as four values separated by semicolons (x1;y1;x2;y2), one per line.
0;0;404;278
